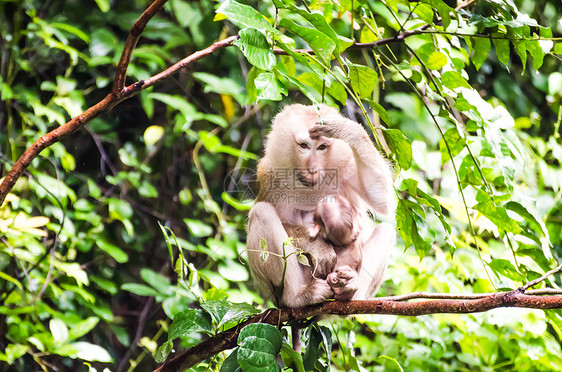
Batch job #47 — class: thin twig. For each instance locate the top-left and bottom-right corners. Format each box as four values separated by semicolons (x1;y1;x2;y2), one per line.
377;287;562;302
520;263;562;291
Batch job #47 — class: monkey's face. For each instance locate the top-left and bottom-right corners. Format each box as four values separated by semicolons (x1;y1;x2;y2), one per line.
293;130;333;187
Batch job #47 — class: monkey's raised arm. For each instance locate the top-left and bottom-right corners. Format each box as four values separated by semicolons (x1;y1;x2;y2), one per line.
309;118;396;217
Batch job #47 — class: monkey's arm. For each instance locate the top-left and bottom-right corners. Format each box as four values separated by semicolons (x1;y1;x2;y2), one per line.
309;120;395;216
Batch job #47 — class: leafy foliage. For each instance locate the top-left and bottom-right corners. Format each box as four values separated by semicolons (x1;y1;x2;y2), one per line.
0;0;561;370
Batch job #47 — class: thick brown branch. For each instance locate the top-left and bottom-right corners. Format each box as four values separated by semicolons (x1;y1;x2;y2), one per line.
155;291;562;372
113;0;169;94
0;35;238;205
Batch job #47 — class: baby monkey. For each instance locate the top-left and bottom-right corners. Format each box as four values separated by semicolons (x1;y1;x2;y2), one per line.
284;195;362;300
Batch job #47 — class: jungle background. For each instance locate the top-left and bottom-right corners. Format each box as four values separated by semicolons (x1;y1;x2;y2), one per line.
0;0;561;371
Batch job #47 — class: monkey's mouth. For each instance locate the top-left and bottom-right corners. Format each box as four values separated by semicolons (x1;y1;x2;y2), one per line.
296;172;317;187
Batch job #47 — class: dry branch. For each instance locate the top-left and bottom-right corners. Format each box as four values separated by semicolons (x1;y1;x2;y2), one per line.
155;289;562;372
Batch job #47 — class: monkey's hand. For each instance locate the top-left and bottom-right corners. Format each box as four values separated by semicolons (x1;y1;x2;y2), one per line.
327;266;359;301
309;120;366;144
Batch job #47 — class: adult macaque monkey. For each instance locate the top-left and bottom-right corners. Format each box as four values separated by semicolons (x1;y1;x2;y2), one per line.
247;104;396;307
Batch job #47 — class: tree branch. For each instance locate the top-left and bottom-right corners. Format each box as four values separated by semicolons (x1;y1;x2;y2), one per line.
155;290;562;372
112;0;169;94
0;32;238;206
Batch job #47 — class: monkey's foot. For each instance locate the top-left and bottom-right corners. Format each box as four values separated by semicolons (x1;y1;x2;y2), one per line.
327;266;359;300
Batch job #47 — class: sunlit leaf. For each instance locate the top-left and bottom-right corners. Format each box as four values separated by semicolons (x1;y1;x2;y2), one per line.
215;0;277;34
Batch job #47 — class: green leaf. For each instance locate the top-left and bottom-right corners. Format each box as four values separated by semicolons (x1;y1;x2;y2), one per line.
554;43;562;54
489;259;524;281
143;125;164;146
221;192;253;211
149;92;198;120
216;0;276;34
94;0;109;12
383;129;412;170
279;19;336;64
303;325;322;370
155;341;173;363
53;342;112;362
121;283;160;297
200;299;260;328
276;71;318;105
237;323;282;372
368;100;391;125
50;318;69;344
396;200;413;247
439;127;466;163
411;213;433;259
526;39;545;71
0;271;22;289
68;317;100;341
168;309;213;341
441;71;470;89
348;64;378;98
141;268;173;295
492;35;510;67
472;37;491;70
184;218;214;237
424;51;447;70
505;201;550;243
421;0;452;29
89;29;115;57
234;28;276;70
281;342;305;372
221;349;242;372
279;2;347;53
97;240;129;263
513;40;527;72
2;344;27;364
472;201;521;234
254;72;286;101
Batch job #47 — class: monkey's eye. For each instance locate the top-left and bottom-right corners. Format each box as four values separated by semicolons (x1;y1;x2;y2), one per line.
317;144;328;151
298;142;310;149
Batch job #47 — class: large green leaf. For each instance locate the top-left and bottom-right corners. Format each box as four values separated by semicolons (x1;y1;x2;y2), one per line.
421;0;452;29
279;19;336;64
168;309;213;341
383;129;412;170
237;323;283;372
473;201;522;234
220;349;242;372
348;63;377;99
200;299;260;328
254;72;286;101
234;28;276;70
472;37;491;70
278;1;349;53
215;0;277;34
